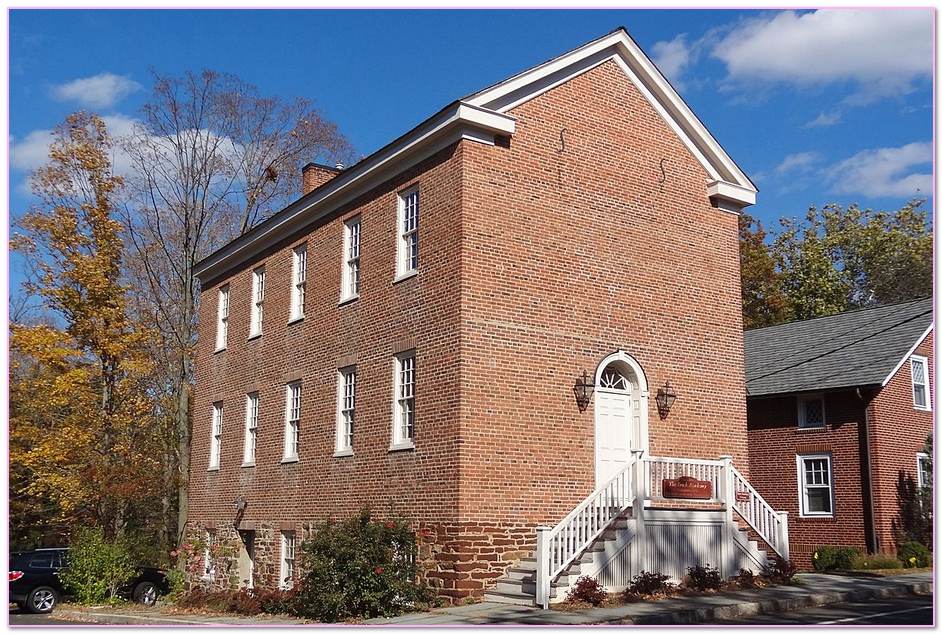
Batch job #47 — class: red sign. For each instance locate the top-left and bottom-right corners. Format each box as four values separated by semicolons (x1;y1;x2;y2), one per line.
736;491;752;503
662;476;713;500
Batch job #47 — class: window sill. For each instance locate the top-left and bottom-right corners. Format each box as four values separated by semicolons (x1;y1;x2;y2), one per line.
207;466;220;472
914;406;931;412
389;442;415;453
799;513;835;519
213;347;226;354
287;315;305;326
797;425;826;432
281;456;299;464
247;333;262;341
241;462;255;468
333;448;354;458
338;295;359;307
394;270;418;284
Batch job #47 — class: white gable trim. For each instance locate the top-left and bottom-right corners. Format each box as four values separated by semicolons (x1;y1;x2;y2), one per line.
880;324;933;387
465;29;756;207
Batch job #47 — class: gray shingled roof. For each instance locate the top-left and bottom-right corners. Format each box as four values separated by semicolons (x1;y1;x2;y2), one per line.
744;297;933;397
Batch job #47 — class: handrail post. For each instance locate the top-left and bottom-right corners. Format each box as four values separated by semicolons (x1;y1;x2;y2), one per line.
535;526;551;609
630;450;645;574
777;512;790;561
718;456;734;578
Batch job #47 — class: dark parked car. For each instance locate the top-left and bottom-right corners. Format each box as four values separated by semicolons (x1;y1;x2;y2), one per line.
9;548;169;614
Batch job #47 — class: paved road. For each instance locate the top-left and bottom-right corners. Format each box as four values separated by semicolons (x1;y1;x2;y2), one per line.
710;594;933;625
9;606;99;625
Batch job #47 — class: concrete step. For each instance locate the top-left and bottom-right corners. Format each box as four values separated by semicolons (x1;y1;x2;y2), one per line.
495;577;561;596
481;590;535;606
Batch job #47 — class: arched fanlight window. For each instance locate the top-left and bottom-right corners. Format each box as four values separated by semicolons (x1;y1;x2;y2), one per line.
599;366;631;390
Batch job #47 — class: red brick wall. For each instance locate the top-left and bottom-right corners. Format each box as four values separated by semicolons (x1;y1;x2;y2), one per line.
868;330;934;553
457;59;749;533
746;391;871;569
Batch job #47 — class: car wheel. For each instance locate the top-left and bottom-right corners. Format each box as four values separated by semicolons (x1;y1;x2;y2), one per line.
26;586;58;614
133;581;159;607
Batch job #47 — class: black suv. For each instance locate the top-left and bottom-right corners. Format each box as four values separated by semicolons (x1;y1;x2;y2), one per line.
9;548;169;614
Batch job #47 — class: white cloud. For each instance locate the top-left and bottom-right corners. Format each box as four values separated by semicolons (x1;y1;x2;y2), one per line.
804;111;842;128
713;9;931;101
652;35;692;88
827;142;931;198
52;73;141;108
775;151;821;175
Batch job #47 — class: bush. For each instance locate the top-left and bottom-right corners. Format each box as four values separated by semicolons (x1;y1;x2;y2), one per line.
565;576;607;606
625;571;675;597
685;564;722;591
732;568;760;589
254;587;299;615
290;508;432;622
164;569;186;599
764;555;799;584
812;546;861;571
175;588;264;615
848;553;901;570
59;527;137;604
898;541;932;568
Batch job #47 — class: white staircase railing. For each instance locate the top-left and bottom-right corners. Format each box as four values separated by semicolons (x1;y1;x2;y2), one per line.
728;464;789;560
534;452;640;609
644;455;724;501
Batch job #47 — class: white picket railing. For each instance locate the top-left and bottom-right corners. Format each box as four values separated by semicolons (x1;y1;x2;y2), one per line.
535;452;640;609
729;465;789;560
644;456;724;501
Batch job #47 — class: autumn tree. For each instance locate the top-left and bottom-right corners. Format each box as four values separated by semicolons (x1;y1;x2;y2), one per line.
739;214;788;329
10;113;169;553
119;70;351;544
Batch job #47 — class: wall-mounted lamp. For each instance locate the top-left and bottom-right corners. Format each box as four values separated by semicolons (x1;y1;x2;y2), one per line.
234;496;247;525
573;370;595;412
655;381;677;420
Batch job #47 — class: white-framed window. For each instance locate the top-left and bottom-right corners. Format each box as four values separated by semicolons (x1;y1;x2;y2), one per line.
391;352;416;450
243;393;259;466
290;244;307;321
280;531;296;589
209;402;223;470
917;452;931;489
335;367;356;456
283;382;301;461
797;394;826;429
215;285;229;351
797;453;834;517
249;266;266;338
203;529;215;579
341;217;361;301
396;186;419;277
911;355;930;410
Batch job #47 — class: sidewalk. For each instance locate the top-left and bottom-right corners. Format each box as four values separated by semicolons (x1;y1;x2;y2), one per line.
53;605;304;626
366;572;933;625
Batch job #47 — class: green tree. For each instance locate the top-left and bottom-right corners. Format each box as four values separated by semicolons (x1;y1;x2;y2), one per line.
739;213;788;329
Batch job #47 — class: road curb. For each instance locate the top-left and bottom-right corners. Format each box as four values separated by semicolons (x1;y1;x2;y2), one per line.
624;580;933;624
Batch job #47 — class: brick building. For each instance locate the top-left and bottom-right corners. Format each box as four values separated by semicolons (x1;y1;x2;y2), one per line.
187;28;786;606
745;298;934;569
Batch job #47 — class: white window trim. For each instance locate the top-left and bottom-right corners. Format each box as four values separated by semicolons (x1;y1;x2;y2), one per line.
917;452;931;489
208;402;223;470
340;217;361;304
279;531;295;590
243;393;259;467
289;244;307;323
910;355;931;411
282;382;301;463
796;453;834;518
215;286;229;351
335;366;356;457
390;351;416;451
249;267;265;339
797;393;826;429
396;186;419;280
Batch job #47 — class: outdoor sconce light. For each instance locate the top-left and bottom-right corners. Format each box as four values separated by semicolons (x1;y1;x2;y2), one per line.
655;381;677;420
234;496;247;525
573;370;595;412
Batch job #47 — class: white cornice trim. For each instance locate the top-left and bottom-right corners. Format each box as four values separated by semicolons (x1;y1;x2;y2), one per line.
708;180;757;207
880;324;933;387
194;102;515;283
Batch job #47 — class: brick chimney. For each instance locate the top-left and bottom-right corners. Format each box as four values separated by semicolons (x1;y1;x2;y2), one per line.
301;162;343;195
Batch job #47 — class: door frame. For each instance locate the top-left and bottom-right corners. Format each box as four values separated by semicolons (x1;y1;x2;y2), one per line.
594;350;650;485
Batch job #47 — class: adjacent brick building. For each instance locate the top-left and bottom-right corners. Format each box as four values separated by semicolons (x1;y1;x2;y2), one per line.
187;28;767;602
745;298;934;569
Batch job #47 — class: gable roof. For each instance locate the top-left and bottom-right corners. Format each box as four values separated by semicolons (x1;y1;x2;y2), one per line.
193;27;756;284
744;297;934;397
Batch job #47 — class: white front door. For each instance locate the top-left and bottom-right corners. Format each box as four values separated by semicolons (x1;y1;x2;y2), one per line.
596;374;632;485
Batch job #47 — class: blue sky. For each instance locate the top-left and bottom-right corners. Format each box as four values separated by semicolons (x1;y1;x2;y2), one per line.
9;9;933;289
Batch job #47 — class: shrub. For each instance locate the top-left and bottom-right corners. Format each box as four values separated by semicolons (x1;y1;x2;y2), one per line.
849;553;902;570
565;576;608;606
625;571;675;597
732;568;760;589
164;569;186;599
290;508;432;622
59;527;137;604
812;546;861;571
898;541;932;568
764;555;799;584
685;564;722;592
254;587;299;615
175;588;263;615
